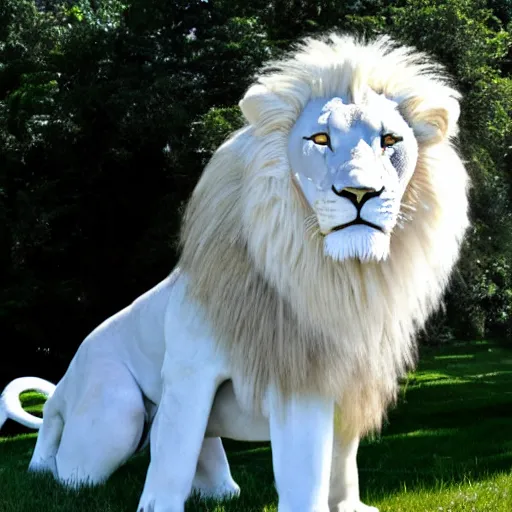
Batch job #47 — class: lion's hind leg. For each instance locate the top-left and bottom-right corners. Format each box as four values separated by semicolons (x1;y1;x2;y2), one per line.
54;364;146;488
28;395;64;477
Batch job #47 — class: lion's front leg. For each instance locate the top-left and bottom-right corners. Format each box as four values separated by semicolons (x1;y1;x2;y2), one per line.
328;435;379;512
269;391;334;512
137;354;222;512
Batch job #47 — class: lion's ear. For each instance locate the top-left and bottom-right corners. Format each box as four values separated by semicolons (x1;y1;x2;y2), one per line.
239;83;294;126
403;94;460;145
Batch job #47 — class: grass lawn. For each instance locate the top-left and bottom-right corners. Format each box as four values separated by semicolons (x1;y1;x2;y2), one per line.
1;340;511;511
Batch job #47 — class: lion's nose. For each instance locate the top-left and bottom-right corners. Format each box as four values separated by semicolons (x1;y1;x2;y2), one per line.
331;186;384;206
342;187;376;204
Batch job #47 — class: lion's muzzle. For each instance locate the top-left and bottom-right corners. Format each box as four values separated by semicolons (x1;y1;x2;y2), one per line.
329;186;385;233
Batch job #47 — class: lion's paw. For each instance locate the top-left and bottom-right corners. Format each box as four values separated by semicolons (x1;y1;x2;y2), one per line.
192;479;241;500
333;500;379;512
136;493;184;512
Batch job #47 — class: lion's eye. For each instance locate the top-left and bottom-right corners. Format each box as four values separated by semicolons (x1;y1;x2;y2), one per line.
304;132;331;148
381;133;403;148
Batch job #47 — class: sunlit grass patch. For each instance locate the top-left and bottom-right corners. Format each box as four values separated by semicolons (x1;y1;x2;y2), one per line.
0;340;511;511
373;473;512;512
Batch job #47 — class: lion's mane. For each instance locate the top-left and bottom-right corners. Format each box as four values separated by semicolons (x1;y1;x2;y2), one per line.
179;34;470;436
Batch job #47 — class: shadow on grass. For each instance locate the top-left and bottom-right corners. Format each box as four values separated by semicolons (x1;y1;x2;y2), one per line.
0;434;277;511
0;341;511;511
0;434;149;512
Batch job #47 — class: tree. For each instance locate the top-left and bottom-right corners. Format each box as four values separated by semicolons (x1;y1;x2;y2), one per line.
0;0;271;381
2;0;512;386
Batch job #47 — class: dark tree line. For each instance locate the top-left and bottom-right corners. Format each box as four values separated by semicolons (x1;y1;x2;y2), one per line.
1;0;512;383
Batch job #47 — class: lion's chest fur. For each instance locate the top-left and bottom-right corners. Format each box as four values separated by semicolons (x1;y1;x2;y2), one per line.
181;230;417;436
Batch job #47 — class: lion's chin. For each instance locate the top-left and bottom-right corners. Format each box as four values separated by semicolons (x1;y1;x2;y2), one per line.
324;224;390;263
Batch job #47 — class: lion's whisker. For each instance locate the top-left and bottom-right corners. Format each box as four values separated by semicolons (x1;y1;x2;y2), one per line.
304;215;320;237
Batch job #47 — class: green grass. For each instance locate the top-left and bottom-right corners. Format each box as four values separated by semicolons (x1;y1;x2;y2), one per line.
1;341;511;511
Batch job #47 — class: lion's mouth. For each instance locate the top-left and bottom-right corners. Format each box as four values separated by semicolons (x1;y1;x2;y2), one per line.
331;218;384;233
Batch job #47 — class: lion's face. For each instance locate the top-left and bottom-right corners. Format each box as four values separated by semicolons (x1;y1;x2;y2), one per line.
288;89;418;262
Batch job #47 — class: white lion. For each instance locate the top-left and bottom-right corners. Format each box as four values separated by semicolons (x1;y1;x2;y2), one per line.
3;33;469;512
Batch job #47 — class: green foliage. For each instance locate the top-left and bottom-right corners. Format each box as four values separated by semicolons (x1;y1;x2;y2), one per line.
0;0;271;377
193;106;245;165
1;0;512;381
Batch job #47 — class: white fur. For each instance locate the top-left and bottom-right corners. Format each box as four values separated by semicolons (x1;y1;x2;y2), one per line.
137;276;233;510
136;272;380;512
324;227;391;262
269;392;334;512
288;91;418;262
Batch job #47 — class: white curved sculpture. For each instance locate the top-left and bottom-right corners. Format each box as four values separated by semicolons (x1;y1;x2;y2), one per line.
1;377;55;429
